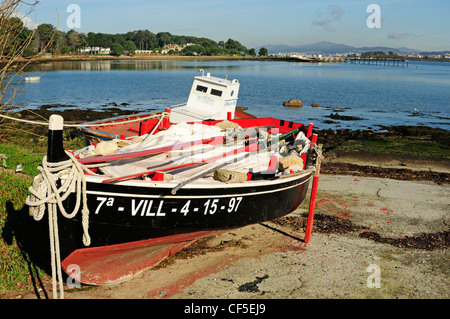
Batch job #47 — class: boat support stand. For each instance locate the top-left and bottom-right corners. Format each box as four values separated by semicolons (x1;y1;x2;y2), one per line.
304;133;322;243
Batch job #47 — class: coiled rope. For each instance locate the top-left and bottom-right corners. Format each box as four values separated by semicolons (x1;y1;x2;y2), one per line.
26;150;92;299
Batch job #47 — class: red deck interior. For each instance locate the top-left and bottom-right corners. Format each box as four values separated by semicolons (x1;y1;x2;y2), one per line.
87;110;308;140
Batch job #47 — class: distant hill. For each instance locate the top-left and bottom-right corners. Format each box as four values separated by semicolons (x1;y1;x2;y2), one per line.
261;41;421;55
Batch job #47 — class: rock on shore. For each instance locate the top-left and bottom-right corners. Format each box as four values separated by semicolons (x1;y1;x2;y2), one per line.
283;99;303;107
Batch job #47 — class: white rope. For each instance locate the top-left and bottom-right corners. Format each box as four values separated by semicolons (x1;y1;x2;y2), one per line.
26;151;91;299
130;112;166;152
311;144;324;161
0;111;170;128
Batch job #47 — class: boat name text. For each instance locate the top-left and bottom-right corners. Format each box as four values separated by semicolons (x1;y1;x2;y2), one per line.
94;196;243;217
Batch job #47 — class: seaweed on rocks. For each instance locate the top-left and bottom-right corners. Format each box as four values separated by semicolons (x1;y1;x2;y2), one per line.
274;214;450;251
327;112;366;121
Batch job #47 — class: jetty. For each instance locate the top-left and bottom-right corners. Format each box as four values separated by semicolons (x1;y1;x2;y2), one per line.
347;57;408;67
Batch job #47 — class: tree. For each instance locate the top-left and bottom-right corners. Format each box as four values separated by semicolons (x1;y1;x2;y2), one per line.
53;30;67;54
110;43;124;56
123;40;136;54
249;48;256;57
157;32;172;48
67;30;81;49
361;51;386;57
131;29;157;50
258;47;268;56
1;0;54;130
224;38;248;55
36;23;55;52
182;45;203;56
95;33;112;48
1;17;31;56
87;32;97;47
208;46;222;56
78;33;88;49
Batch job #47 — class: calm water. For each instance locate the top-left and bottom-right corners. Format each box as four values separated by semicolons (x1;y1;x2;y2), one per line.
15;59;450;130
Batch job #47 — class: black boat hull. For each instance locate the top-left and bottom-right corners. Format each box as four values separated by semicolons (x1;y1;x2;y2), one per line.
59;173;312;256
54;172;312;285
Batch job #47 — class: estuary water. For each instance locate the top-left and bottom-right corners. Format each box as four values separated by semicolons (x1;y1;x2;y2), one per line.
16;59;450;131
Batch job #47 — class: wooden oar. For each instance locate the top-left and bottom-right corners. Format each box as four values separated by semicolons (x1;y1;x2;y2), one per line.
278;128;299;141
170;145;258;194
78;125;273;165
102;142;259;184
78;136;224;164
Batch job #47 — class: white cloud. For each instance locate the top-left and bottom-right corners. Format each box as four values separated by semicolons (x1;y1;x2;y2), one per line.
330;5;344;21
312;18;335;32
11;12;39;29
387;32;426;40
311;4;344;32
387;32;411;40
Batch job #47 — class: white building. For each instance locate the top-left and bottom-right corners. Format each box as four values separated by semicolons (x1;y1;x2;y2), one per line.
79;47;111;55
135;50;153;54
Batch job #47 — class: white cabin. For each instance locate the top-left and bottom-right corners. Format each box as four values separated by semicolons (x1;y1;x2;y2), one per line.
170;72;240;123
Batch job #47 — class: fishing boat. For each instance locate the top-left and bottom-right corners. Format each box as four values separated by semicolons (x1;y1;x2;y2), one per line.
26;75;323;290
24;75;41;82
79;70;255;143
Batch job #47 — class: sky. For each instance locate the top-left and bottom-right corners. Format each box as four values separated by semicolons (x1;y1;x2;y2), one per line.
16;0;450;52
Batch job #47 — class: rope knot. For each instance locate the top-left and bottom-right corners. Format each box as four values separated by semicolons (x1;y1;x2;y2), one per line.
25;151;91;299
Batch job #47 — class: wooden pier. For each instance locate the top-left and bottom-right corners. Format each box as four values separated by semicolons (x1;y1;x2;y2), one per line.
347;57;408;67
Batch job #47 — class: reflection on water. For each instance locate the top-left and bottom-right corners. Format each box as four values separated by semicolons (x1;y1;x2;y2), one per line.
28;61;243;72
29;61;189;71
15;60;450;130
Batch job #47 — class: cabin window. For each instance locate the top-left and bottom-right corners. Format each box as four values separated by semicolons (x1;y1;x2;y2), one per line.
196;85;208;93
211;89;223;97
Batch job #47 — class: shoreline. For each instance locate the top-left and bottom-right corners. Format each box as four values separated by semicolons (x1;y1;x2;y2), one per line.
21;54;319;64
18;54;450;65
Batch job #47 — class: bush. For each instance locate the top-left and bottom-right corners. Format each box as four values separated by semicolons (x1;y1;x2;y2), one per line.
110;43;124;56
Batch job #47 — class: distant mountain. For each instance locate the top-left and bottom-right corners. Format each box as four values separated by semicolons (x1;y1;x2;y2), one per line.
396;47;421;53
261;41;421;55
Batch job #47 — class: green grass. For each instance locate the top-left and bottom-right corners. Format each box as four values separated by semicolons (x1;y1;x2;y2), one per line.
0;143;45;176
0;170;51;297
0;123;87;298
0;125;86;175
